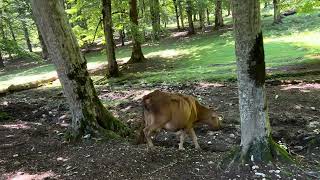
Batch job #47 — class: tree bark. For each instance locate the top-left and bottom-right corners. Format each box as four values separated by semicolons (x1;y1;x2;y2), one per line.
273;0;282;24
178;0;184;29
232;0;290;163
214;0;224;29
186;0;195;35
31;0;128;138
128;0;146;63
173;0;180;30
206;8;210;25
21;20;33;52
102;0;119;77
149;0;161;40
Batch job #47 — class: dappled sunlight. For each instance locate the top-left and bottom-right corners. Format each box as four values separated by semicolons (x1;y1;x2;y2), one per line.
3;171;56;180
145;49;186;59
0;71;57;89
281;83;320;92
265;31;320;49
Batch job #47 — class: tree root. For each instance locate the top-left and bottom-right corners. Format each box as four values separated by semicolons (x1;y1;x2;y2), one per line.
218;136;294;171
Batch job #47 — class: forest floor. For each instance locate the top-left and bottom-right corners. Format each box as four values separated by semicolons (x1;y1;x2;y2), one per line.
0;78;320;179
0;12;320;180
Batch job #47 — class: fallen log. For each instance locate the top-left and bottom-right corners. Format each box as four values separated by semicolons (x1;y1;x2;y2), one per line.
0;76;58;96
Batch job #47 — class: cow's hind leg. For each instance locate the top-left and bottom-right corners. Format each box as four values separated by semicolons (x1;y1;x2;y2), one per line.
143;123;163;150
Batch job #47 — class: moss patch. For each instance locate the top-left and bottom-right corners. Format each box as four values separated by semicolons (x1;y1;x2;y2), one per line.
0;112;11;121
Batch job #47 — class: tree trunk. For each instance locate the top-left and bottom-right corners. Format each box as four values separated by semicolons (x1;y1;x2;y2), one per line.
232;0;290;163
8;21;16;42
273;0;282;24
214;0;223;29
0;51;4;68
150;0;161;40
186;0;195;35
178;0;184;29
227;0;231;16
173;0;180;30
206;8;210;25
35;24;49;60
21;20;33;52
102;0;119;77
0;15;13;60
119;29;125;46
128;0;146;63
199;10;204;31
31;0;128;138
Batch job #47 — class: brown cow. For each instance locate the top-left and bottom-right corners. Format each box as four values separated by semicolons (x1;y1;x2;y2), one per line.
139;90;222;150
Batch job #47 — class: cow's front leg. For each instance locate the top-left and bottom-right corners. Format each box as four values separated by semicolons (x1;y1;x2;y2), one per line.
177;130;186;150
188;128;201;149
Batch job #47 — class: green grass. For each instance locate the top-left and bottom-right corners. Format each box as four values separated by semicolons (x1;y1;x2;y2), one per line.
0;12;319;89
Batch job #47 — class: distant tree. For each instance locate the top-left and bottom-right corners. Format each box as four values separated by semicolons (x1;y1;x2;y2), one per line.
197;0;207;31
178;0;185;29
214;0;223;29
173;0;181;30
31;0;128;138
35;22;49;59
206;8;210;25
102;0;119;77
128;0;146;63
225;0;231;16
0;51;3;67
232;0;290;163
150;0;161;40
18;0;33;52
186;0;195;34
273;0;282;24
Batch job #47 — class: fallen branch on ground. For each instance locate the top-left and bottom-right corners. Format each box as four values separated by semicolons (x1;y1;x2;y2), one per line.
0;76;58;96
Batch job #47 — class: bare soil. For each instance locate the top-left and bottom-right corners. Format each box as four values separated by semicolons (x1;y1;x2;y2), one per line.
0;81;319;179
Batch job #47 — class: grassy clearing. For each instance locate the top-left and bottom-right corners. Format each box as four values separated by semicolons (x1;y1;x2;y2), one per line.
0;12;319;89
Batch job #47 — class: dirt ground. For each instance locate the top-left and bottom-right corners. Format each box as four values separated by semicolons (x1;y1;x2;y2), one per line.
0;80;319;179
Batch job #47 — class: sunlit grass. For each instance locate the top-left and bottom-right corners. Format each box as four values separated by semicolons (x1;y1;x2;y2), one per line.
0;12;319;89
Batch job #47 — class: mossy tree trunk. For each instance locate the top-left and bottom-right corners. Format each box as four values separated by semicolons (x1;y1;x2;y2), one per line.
31;0;128;139
102;0;119;77
128;0;146;63
173;0;180;30
232;0;290;163
273;0;282;24
214;0;224;29
186;0;195;35
150;0;161;41
178;0;184;29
